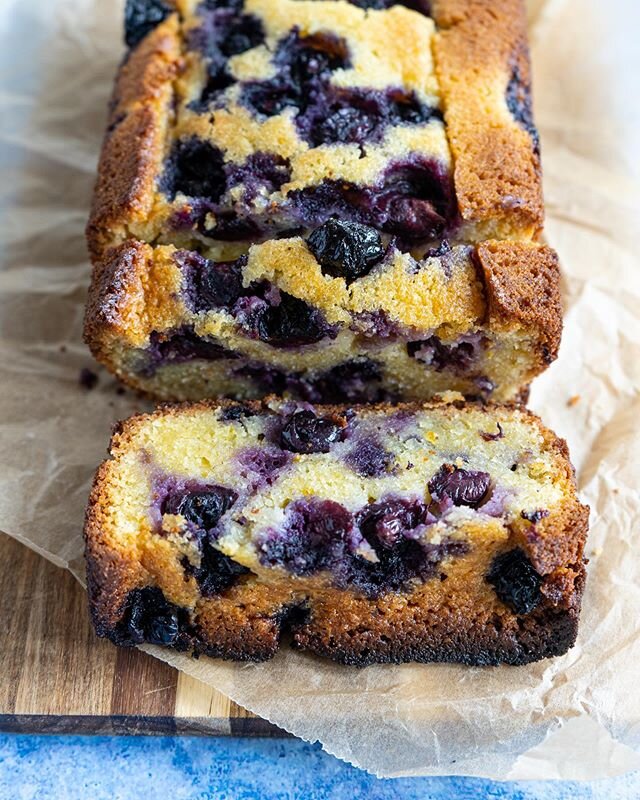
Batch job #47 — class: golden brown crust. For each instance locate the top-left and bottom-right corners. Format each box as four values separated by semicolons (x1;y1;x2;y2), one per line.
194;582;299;662
291;583;583;666
86;17;182;260
111;12;181;115
84;461;145;636
432;0;543;239
476;240;562;367
83;241;151;363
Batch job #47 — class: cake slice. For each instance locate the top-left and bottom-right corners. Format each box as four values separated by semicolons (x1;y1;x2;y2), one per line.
84;233;561;403
85;399;588;665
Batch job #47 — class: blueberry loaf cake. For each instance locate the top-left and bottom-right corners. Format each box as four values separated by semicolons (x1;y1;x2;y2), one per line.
85;399;588;665
84;0;560;403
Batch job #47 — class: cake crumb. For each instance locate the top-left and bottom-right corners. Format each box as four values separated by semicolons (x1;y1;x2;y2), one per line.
79;367;98;390
567;395;581;407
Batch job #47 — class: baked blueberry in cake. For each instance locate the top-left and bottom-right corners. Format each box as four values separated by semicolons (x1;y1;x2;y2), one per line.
85;399;588;665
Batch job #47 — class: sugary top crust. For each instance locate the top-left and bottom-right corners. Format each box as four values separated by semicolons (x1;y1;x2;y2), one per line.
87;0;543;258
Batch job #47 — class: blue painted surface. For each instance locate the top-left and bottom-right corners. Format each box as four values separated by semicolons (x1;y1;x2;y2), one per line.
0;736;638;799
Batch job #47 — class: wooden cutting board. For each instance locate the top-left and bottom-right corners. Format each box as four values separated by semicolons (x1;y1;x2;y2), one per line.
0;532;282;736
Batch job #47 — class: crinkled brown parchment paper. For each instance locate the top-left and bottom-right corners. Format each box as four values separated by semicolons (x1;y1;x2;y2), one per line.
1;0;639;779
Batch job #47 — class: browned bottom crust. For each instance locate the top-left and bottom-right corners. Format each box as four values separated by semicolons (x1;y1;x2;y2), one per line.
89;564;586;667
291;593;583;667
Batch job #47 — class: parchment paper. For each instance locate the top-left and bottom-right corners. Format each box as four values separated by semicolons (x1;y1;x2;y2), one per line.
1;0;639;779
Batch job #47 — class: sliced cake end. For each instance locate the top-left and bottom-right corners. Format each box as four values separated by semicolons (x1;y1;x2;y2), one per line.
85;398;588;665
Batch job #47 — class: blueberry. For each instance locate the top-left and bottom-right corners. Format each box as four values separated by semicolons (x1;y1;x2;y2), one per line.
286;156;453;243
424;239;452;259
115;587;185;646
353;309;402;337
233;363;290;395
506;66;540;155
258;498;354;575
346;495;454;596
351;0;388;6
281;409;342;454
189;7;263;60
346;436;394;477
299;88;436;149
220;14;264;57
234;358;387;404
163;487;238;530
226;153;291;199
350;0;431;11
384;196;445;240
255;292;333;347
404;0;432;11
197;69;236;107
407;334;483;373
284;31;349;86
79;367;98;390
146;609;180;645
387;93;437;125
487;548;542;615
307;220;385;282
376;162;451;240
194;257;246;310
241;83;296;117
521;509;550;523
161;139;226;201
309;358;386;403
202;0;244;9
238;446;291;485
356;497;430;550
241;30;350;117
219;404;255;422
142;328;232;376
124;0;170;48
204;211;261;241
428;464;491;508
182;540;249;597
257;496;468;598
313;106;378;146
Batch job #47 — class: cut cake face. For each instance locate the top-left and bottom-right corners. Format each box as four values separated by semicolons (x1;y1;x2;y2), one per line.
85;399;588;665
